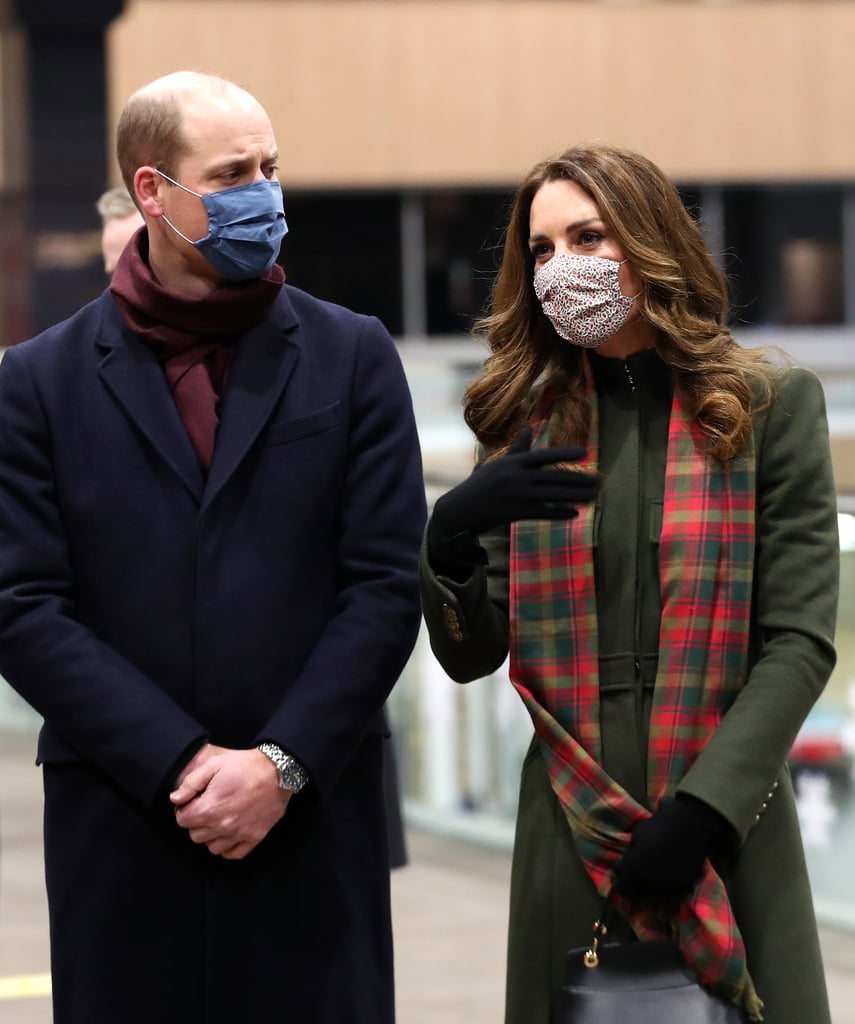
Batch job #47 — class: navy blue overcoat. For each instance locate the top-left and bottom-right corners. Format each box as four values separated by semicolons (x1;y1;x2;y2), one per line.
0;285;426;1023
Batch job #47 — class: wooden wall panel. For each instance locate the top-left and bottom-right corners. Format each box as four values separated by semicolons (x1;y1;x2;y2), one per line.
107;1;855;188
831;435;855;494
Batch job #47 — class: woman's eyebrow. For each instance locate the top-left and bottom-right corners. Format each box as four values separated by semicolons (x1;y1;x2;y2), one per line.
529;217;601;245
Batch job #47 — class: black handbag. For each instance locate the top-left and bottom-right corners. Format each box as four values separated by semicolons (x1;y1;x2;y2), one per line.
552;911;746;1024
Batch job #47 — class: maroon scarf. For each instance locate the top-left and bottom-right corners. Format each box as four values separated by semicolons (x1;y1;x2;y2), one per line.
110;228;285;472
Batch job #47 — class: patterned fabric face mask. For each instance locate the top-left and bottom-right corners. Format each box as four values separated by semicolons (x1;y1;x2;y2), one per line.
533;253;636;348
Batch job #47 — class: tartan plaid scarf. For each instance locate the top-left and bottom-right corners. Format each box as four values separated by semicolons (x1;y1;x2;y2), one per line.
509;358;763;1020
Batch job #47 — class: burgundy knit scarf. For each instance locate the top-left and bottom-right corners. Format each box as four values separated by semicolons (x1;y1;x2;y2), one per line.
109;228;285;472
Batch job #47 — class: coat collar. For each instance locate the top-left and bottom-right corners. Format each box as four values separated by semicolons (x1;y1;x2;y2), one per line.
95;290;301;505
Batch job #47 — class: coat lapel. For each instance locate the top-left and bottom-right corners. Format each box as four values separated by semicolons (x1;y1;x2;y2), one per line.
96;299;205;500
201;293;301;512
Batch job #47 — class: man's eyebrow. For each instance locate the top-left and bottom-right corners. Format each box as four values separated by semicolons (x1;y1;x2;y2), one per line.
209;151;280;174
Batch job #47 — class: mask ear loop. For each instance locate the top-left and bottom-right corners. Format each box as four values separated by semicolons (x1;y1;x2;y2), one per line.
160;215;202;246
154;169;207;246
155;168;203;198
615;257;642;301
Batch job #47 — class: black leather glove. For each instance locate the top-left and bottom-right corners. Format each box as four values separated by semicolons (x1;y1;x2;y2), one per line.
427;427;599;581
614;794;738;902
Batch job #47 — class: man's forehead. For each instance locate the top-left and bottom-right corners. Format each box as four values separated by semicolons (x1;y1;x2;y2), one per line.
181;134;279;168
179;96;275;149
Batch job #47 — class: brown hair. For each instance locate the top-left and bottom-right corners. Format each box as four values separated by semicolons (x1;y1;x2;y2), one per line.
115;89;189;201
465;143;776;462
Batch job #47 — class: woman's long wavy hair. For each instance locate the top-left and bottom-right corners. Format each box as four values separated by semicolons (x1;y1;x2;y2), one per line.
465;144;776;462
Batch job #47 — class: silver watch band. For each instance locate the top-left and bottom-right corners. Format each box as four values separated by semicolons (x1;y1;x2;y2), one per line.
257;742;308;793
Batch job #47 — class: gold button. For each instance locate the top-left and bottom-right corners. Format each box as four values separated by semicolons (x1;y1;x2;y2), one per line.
442;604;463;641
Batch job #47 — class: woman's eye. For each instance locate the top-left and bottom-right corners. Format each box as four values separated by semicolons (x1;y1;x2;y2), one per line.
579;231;604;246
530;244;551;260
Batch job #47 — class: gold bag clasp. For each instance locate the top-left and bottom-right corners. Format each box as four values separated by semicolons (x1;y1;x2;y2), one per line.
583;917;607;968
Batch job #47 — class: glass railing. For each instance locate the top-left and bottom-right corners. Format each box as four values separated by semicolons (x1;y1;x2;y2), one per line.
1;327;854;926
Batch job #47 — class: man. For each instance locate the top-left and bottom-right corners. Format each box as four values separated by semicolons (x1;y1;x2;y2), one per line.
96;184;145;274
0;71;425;1024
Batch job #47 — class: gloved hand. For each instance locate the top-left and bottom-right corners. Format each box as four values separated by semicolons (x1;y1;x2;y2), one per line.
427;427;599;580
613;794;738;902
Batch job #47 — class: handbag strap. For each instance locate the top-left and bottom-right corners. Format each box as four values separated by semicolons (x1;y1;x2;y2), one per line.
582;895;676;969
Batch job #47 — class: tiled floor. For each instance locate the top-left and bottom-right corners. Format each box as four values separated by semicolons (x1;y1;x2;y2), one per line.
2;726;855;1023
393;830;510;1023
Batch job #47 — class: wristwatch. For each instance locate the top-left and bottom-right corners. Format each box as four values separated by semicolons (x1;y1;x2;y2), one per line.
257;742;308;793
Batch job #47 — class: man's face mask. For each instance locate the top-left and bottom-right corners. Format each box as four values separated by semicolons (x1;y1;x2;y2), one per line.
533;253;636;348
156;169;288;281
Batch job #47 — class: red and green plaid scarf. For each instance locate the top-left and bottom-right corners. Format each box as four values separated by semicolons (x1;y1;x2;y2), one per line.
509;360;763;1021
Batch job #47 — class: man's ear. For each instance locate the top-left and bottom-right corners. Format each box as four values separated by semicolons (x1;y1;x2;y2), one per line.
135;167;162;217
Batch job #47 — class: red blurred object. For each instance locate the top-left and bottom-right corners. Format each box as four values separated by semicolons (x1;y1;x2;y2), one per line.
791;734;848;766
789;707;853;795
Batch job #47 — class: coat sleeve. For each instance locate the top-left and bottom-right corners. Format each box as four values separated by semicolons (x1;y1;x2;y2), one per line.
0;345;208;805
418;504;512;681
677;367;839;840
255;317;426;799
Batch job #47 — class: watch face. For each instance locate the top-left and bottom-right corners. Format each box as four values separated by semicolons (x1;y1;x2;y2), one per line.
280;758;307;792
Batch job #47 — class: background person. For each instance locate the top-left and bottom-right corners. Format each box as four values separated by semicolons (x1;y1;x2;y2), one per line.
95;184;144;274
420;143;839;1024
0;70;425;1024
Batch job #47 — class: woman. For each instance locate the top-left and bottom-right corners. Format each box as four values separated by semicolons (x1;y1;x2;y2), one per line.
419;144;838;1024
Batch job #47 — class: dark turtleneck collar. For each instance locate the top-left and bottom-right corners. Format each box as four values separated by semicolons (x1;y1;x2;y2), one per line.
586;345;671;399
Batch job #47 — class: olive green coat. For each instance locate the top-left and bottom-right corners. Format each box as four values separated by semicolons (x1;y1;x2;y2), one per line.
420;351;839;1024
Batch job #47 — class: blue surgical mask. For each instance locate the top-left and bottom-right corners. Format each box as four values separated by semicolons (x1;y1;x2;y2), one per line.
156;169;288;281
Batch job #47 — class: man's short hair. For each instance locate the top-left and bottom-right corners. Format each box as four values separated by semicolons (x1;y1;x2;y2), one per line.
115;89;188;199
96;186;139;225
115;73;242;200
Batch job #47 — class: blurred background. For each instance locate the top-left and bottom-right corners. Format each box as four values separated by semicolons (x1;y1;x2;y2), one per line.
2;0;855;940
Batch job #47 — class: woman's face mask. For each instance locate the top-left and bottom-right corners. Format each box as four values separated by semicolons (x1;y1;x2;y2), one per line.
533;253;636;348
156;169;288;281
